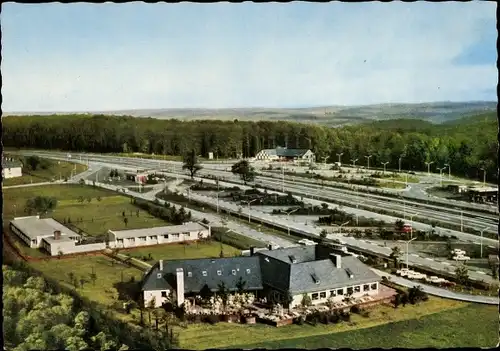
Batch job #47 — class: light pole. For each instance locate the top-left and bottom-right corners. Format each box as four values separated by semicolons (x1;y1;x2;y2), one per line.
216;190;225;214
338;220;350;236
480;226;493;258
364;155;372;171
398;156;403;173
244;198;260;223
438;166;446;187
281;162;285;192
285;207;300;236
424;161;434;176
186;184;196;202
381;162;389;175
409;213;418;239
480;167;486;186
444;163;451;179
336;152;343;166
399;237;417;269
351;158;358;170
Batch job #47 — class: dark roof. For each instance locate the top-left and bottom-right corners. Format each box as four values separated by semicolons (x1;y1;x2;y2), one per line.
142;256;263;293
275;147;310;158
256;246;381;295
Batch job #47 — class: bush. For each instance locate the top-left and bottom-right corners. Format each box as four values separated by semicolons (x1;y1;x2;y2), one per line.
350;305;360;314
206;314;219;325
294;315;305;325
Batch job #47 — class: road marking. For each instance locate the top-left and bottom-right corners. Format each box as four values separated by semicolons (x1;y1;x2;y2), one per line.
411;254;419;257
425;258;434;261
441;262;451;265
476;271;486;275
488;245;495;249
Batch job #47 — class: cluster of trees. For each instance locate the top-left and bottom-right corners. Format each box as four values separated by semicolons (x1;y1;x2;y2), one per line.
3;112;496;181
133;198;192;224
3;265;129;351
24;196;58;215
317;207;354;225
393;286;428;308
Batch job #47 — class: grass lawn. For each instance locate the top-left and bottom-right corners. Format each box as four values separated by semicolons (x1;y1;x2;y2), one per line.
30;254;143;307
124;241;241;263
178;297;493;350
2;158;87;186
52;195;170;236
228;303;498;349
3;184;170;237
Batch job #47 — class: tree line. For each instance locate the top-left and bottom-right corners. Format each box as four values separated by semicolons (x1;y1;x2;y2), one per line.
3;112;497;181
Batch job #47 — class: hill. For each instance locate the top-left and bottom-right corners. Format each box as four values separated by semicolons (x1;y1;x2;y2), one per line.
4;101;496;126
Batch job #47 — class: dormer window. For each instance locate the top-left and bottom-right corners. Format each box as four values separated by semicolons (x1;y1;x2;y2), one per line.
231;269;236;275
202;271;207;277
217;270;222;276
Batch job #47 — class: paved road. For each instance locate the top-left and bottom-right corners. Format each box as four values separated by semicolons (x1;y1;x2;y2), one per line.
371;268;498;305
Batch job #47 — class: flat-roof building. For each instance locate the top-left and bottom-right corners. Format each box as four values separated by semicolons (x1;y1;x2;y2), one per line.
10;216;81;248
108;222;210;249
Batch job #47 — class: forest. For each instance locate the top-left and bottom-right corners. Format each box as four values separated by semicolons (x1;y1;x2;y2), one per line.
2;111;497;181
2;261;174;351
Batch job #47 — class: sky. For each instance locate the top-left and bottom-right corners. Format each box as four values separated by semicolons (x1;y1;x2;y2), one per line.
1;2;497;112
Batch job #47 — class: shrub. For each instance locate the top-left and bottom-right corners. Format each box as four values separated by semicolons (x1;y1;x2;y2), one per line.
350;305;360;314
294;315;305;325
206;314;219;325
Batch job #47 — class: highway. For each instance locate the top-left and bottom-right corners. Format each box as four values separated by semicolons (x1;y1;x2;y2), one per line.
15;150;498;241
372;269;498;305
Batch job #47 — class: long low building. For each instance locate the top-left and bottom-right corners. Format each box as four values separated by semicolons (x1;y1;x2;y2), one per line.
107;222;211;248
10;215;81;248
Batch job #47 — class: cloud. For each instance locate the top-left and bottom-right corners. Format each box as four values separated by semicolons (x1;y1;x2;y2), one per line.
1;2;497;111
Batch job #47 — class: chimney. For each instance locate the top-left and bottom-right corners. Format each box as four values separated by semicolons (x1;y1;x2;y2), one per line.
176;268;185;307
250;246;255;256
268;244;273;250
54;230;61;240
330;253;341;269
159;259;164;271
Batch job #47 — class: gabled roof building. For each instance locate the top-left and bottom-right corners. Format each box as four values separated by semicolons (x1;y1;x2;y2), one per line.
255;147;315;163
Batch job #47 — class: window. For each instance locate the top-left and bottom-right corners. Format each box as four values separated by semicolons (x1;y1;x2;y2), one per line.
217;270;222;276
354;286;361;293
187;272;192;277
363;284;369;292
246;269;251;274
231;269;236;275
337;289;344;296
320;292;327;299
202;271;207;277
164;234;169;239
312;293;319;300
330;290;336;297
347;287;353;294
370;283;378;290
161;291;168;297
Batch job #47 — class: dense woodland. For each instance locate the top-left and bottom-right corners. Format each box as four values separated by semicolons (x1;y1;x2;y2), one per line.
2;112;497;181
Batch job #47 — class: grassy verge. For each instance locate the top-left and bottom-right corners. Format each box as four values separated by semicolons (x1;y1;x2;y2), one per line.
227;303;498;349
124;241;242;263
211;227;267;249
377;181;406;189
3;185;169;237
177;296;469;349
2;158;88;186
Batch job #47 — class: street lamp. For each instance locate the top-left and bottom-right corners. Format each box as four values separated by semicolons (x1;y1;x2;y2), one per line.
381;162;389;175
216;190;225;213
243;198;260;223
186;184;196;202
438;166;447;187
444;163;451;179
351;158;358;169
337;220;350;236
424;161;434;176
336;152;344;166
398;237;417;270
480;167;486;186
364;155;372;171
285;207;300;236
409;213;418;239
479;226;493;258
398;155;404;173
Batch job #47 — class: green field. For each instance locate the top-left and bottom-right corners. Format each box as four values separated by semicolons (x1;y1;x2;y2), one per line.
178;296;475;349
3;185;170;237
124;241;241;263
2;158;87;186
30;254;143;307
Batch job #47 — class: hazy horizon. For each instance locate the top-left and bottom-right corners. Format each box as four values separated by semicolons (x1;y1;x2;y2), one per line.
2;2;497;112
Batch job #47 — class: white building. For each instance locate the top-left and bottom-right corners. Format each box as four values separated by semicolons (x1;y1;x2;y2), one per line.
255;147;315;163
2;158;22;179
107;222;211;249
10;216;81;249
